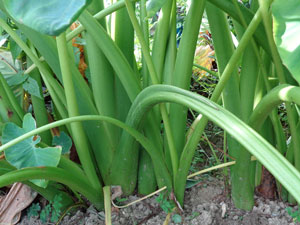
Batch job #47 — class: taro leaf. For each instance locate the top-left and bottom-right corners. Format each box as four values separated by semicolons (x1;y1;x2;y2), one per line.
22;77;42;99
52;131;72;154
10;30;27;61
6;72;28;86
146;0;168;18
2;0;92;36
2;113;61;173
272;0;300;84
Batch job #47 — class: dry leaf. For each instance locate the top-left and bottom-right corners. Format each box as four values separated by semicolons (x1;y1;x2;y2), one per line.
0;183;37;225
194;45;215;78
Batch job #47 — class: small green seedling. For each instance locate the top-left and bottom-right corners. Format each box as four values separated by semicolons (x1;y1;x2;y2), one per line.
172;214;182;224
155;192;175;213
27;194;63;224
286;207;300;222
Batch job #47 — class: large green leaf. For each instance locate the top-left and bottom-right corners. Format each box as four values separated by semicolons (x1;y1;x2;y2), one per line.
2;113;61;170
272;0;300;84
2;0;92;36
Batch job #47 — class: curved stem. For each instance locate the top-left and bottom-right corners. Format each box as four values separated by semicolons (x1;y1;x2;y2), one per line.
249;85;300;129
0;167;102;208
122;84;300;205
124;0;178;177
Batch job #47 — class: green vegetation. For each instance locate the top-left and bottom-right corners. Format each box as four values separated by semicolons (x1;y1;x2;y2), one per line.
0;0;298;214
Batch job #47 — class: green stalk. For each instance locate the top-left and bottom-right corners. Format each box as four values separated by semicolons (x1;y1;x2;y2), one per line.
258;0;300;175
0;73;23;120
27;44;52;145
193;63;218;77
151;0;173;83
168;0;206;157
140;0;149;88
114;0;134;123
138;0;157;195
207;3;255;209
124;0;178;183
79;10;141;101
162;0;177;86
176;5;264;205
162;0;177;172
249;85;300;129
56;33;102;193
115;0;163;193
85;1;117;182
103;186;112;225
124;0;158;84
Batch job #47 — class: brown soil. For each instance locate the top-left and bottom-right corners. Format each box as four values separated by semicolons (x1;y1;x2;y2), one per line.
18;177;299;225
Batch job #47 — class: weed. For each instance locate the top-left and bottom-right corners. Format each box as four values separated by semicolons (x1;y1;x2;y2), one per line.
155;192;175;213
27;203;41;217
286;207;300;222
172;214;182;223
27;194;63;224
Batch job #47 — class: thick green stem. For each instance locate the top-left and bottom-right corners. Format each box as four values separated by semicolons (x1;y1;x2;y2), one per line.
177;4;263;206
56;33;102;193
169;0;206;156
85;2;117;182
124;0;178;180
138;0;157;195
79;10;141;101
151;0;173;83
259;0;300;174
27;44;52;145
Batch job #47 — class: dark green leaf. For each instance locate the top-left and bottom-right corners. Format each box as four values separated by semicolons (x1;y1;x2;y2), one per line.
272;0;300;84
0;9;8;21
2;114;61;185
3;0;92;36
52;131;72;154
23;77;42;99
146;0;168;18
27;203;41;218
10;30;27;61
6;72;28;86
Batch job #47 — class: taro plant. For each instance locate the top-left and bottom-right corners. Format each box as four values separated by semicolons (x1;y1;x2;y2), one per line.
0;0;299;212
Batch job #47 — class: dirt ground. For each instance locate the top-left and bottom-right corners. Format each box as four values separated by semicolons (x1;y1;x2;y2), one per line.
18;177;300;225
